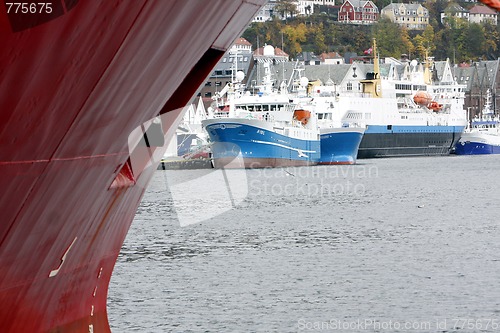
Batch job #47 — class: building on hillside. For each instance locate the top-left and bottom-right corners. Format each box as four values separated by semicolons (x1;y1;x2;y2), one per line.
338;0;379;25
381;3;429;30
320;52;345;64
198;37;255;107
253;0;277;22
469;4;497;25
310;0;336;6
252;0;316;22
440;3;469;24
296;1;315;15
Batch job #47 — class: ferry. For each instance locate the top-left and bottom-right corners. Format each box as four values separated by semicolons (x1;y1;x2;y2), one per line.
340;40;467;158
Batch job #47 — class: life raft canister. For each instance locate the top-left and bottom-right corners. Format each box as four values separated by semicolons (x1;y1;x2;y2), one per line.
293;109;311;125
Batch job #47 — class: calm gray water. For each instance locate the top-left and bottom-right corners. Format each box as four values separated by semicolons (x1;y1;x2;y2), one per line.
108;155;500;333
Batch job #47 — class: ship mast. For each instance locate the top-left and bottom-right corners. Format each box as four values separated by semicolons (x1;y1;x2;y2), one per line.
360;38;382;98
373;38;380;79
423;49;432;85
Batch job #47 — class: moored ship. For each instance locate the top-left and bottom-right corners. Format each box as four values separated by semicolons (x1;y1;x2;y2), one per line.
0;1;265;332
300;87;365;165
340;40;467;158
203;64;321;168
455;90;500;155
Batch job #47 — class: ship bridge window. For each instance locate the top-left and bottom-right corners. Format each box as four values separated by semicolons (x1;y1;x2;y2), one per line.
262;105;269;111
247;105;254;111
270;104;277;111
255;105;262;111
346;112;362;119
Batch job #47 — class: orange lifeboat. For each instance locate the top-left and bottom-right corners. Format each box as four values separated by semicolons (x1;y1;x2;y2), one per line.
413;91;432;106
427;101;443;111
293;109;311;125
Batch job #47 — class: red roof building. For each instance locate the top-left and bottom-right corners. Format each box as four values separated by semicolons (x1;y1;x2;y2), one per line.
338;0;379;25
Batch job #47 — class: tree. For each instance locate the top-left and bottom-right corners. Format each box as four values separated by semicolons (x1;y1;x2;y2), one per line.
274;0;299;20
464;23;486;61
282;23;307;56
413;25;436;59
401;27;415;58
484;22;500;59
311;22;328;53
372;18;407;58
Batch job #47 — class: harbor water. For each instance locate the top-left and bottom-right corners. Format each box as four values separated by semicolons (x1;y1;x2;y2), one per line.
108;155;500;332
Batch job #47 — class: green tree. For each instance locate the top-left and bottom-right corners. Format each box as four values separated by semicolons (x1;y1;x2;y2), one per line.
464;23;486;61
424;0;449;29
372;18;406;58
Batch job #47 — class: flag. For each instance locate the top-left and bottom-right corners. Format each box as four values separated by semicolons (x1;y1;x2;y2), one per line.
363;47;372;55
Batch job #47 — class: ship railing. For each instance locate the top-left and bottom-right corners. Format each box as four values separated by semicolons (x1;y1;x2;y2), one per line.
343;91;371;98
213;112;230;118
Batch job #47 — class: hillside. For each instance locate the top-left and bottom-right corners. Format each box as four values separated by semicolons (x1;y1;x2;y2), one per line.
242;2;500;62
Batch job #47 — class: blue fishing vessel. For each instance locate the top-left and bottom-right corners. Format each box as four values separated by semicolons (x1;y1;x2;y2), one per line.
202;64;320;168
455;90;500;155
297;92;365;164
319;127;365;164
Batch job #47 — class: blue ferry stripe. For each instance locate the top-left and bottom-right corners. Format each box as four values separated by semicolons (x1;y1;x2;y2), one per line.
366;125;465;134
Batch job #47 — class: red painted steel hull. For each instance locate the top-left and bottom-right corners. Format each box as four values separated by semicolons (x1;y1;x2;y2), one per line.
0;1;265;332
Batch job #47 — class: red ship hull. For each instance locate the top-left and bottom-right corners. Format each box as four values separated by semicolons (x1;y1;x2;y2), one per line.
0;1;265;332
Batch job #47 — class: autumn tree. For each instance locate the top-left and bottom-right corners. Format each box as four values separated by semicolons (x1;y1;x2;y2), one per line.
281;23;307;56
413;25;436;60
274;0;299;20
401;27;415;58
309;22;328;53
